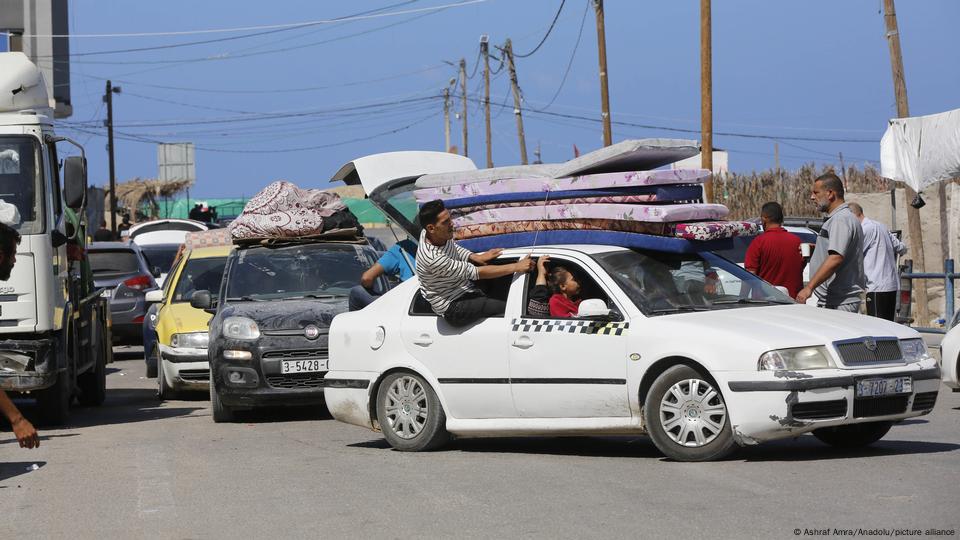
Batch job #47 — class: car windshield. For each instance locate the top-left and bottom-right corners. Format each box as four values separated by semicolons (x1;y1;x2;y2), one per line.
172;257;227;303
593;248;794;316
0;136;44;235
225;244;373;301
88;250;140;277
139;244;180;273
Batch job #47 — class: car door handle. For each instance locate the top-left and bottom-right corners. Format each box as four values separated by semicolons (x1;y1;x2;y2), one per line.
412;334;433;347
511;335;534;349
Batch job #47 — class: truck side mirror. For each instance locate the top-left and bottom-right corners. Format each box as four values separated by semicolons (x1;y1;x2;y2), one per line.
63;156;87;210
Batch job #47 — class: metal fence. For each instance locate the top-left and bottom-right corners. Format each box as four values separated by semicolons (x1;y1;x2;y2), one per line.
903;259;958;334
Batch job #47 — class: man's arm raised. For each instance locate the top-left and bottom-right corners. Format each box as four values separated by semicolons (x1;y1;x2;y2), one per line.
476;256;534;280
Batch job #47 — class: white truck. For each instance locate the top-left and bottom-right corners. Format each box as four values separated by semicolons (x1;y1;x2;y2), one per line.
0;52;111;424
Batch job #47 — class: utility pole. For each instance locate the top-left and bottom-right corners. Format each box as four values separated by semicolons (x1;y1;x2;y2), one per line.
593;0;612;147
883;0;928;323
481;35;493;168
503;39;528;165
104;80;121;235
838;152;847;183
459;58;469;157
700;0;714;203
443;87;451;152
774;142;780;171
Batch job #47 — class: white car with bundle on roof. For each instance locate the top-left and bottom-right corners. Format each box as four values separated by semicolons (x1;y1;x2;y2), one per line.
322;150;941;462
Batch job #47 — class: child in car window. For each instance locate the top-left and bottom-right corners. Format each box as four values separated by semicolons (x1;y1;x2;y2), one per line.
548;266;582;318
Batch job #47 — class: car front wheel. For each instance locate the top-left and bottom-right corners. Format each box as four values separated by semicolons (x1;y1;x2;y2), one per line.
644;365;737;462
813;421;893;448
376;371;450;452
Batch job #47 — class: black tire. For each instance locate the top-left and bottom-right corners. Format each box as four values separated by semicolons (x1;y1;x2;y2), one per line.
813;421;893;448
210;371;234;423
37;367;71;426
78;328;107;406
643;365;737;462
145;344;158;378
157;352;176;401
376;371;450;451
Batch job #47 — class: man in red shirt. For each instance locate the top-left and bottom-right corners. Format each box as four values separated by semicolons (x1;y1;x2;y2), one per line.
744;202;804;298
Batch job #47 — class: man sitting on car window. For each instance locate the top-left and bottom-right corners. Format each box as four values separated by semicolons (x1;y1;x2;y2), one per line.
415;199;534;327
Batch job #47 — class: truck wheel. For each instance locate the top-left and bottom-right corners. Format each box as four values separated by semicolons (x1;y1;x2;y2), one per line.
813;421;893;448
376;371;450;452
78;331;107;406
210;371;234;423
37;368;71;426
643;365;738;462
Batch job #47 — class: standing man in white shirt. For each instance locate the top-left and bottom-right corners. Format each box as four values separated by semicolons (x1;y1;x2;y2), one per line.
848;202;908;321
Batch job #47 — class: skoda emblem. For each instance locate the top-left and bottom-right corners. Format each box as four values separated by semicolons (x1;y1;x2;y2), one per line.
304;325;320;340
863;338;877;351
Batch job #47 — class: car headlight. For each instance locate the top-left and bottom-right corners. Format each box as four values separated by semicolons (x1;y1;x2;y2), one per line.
223;316;261;340
758;346;835;371
170;332;209;349
899;338;929;364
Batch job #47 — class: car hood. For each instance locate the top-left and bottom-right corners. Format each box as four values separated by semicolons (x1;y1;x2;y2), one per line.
652;304;918;351
220;298;348;331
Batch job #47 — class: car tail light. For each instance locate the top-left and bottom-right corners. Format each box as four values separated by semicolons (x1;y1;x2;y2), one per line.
132;315;144;324
123;275;153;291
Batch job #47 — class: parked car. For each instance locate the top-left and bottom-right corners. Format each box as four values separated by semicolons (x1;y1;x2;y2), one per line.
124;218;208;245
322;152;941;462
199;239;385;422
88;241;160;345
137;242;182;288
145;245;231;399
940;309;960;392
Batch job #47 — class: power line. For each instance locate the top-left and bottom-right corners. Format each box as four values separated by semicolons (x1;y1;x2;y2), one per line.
513;0;565;58
28;0;486;40
531;0;589;111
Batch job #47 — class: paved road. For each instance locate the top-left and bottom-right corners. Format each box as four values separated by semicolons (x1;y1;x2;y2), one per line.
2;351;958;539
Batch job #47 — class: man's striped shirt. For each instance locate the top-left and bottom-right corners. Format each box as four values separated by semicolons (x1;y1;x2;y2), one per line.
416;229;478;315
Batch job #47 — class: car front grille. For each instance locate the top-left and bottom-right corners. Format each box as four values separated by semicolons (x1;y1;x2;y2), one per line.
911;391;938;411
834;338;902;365
853;396;909;418
266;372;328;389
792;399;848;420
262;349;328;360
178;368;209;382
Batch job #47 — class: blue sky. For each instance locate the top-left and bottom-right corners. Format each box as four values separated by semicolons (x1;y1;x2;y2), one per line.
42;0;960;199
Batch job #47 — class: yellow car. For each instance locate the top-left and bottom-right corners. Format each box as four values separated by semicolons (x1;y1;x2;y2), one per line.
145;245;231;400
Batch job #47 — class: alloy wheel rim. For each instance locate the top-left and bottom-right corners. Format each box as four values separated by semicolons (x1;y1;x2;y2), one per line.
384;376;428;439
659;378;727;447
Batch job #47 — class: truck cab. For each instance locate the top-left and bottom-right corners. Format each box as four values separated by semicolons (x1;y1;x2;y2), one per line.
0;52;110;424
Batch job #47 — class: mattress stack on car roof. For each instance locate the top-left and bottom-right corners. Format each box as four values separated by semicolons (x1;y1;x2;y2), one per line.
411;139;759;253
228;181;366;245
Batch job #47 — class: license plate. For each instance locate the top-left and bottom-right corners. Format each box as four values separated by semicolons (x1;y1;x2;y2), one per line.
280;359;327;374
856;376;912;398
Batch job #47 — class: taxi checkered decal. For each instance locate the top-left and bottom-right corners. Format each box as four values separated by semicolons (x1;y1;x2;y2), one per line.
511;318;629;336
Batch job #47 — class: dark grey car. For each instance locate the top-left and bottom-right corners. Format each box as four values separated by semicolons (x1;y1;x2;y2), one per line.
88;242;160;345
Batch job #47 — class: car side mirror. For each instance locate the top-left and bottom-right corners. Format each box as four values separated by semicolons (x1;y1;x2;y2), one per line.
51;230;68;248
144;289;164;303
63;156;87;210
151;266;162;278
190;290;212;310
576;298;618;321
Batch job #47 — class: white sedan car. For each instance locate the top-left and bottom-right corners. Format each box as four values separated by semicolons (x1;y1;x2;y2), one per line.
941;310;960;391
325;244;941;461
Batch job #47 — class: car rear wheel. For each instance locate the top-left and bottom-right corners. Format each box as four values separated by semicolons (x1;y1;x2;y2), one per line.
77;329;107;406
210;371;234;423
376;371;450;452
643;365;737;462
813;421;893;448
145;344;158;378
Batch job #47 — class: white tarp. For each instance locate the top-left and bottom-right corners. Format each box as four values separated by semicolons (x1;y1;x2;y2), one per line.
880;108;960;193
